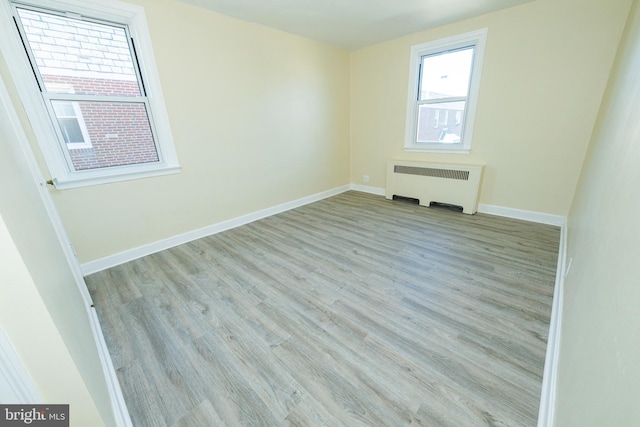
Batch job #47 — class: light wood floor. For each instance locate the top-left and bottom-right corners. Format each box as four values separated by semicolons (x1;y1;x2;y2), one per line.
86;191;560;427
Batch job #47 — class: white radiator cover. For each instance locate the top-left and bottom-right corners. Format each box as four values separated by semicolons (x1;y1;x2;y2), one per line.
386;160;484;214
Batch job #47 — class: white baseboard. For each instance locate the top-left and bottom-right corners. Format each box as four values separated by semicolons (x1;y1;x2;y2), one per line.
82;185;351;275
349;184;386;196
478;203;566;227
353;188;566;426
462;201;566;427
83;186;567;276
346;188;567;227
82;182;565;426
89;307;132;427
537;220;566;427
0;327;42;404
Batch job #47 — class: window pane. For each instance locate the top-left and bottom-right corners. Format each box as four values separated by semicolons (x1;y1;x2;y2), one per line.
416;101;466;143
53;101;75;117
17;8;142;97
419;47;474;100
57;118;84;143
60;102;159;171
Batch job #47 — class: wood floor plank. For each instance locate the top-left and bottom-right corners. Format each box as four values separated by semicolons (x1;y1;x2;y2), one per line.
86;191;559;426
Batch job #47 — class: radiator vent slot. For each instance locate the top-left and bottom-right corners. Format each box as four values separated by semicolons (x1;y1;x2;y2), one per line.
394;165;470;181
386;160;484;214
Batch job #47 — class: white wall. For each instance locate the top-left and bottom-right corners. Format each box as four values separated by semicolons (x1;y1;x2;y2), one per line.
0;62;111;425
554;0;640;424
350;0;631;216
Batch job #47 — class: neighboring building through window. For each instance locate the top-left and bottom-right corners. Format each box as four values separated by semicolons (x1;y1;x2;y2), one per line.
53;101;89;145
47;83;92;149
0;0;179;188
404;29;487;153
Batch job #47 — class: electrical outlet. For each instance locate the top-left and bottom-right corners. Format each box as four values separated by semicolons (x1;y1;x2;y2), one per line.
363;175;370;183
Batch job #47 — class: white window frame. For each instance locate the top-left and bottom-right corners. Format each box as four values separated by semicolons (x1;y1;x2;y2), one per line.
0;0;180;189
404;28;488;154
47;84;92;150
51;100;93;149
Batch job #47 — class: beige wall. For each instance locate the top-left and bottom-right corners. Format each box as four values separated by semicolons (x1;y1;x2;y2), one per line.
555;0;640;424
6;0;630;264
0;68;110;424
39;0;350;263
2;0;640;423
350;0;631;216
0;216;104;426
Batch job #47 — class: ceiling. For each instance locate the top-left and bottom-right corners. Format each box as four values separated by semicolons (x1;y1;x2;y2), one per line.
176;0;534;50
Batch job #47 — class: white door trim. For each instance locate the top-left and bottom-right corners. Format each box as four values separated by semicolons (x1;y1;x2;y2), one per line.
0;327;42;404
0;70;131;426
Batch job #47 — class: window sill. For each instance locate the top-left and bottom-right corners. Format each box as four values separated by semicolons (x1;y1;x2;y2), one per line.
404;146;470;155
50;164;181;190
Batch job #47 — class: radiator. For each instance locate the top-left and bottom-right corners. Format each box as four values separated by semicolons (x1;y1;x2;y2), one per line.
386;160;484;214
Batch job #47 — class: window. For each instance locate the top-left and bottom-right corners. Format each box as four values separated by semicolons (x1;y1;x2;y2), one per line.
53;101;90;145
0;0;179;188
404;29;487;153
48;84;92;149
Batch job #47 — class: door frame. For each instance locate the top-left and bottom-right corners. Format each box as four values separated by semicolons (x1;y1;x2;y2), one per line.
0;70;131;426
